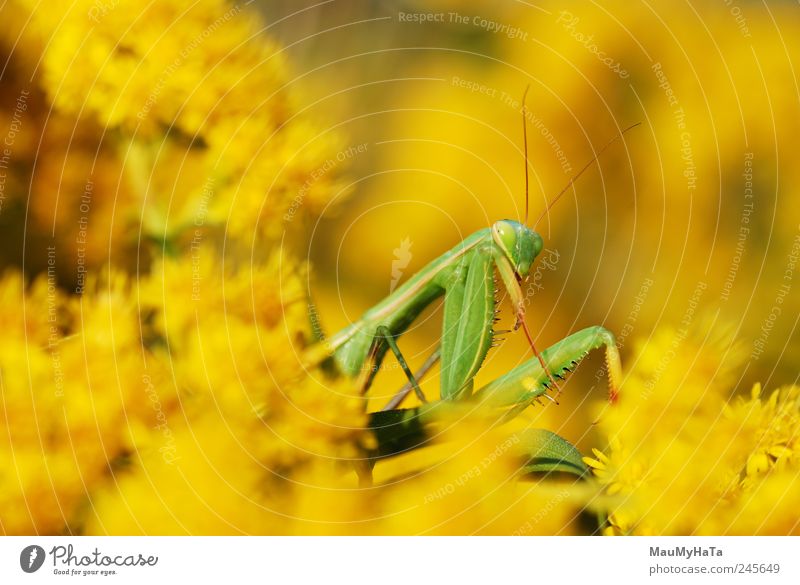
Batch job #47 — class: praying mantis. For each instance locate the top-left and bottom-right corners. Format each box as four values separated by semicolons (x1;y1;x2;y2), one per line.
304;89;637;471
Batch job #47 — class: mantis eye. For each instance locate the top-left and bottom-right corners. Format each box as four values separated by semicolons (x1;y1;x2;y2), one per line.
492;220;518;256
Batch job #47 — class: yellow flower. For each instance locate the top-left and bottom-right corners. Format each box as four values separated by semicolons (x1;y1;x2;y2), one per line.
587;320;800;535
0;270;173;534
713;471;800;535
289;414;589;535
84;412;287;535
24;0;286;138
1;0;358;535
82;243;374;533
20;0;347;253
724;384;800;486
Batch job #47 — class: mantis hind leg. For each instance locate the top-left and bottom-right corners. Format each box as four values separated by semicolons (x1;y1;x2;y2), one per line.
382;345;441;411
359;325;428;404
471;326;622;411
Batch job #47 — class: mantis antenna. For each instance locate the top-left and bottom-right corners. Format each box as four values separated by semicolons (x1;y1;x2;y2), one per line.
532;121;641;229
521;85;531;224
517;99;639;399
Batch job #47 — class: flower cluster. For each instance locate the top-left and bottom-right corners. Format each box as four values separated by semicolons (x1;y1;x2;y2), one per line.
585;325;800;535
20;0;345;252
0;0;360;534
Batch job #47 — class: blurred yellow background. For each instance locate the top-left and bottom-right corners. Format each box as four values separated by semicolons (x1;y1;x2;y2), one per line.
1;0;799;535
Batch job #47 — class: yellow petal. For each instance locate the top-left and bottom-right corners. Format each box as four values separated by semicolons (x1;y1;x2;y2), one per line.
767;445;792;459
768;389;780;408
750;382;762;400
582;456;606;470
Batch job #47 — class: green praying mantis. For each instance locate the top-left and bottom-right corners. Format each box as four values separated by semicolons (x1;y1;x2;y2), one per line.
304;89;637;473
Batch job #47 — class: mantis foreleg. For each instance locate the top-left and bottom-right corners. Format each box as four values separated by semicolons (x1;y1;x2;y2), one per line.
472;325;622;408
368;326;622;460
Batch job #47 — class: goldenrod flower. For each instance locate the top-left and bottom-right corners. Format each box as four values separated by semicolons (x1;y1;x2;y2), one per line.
1;0;355;535
24;0;285;137
586;322;800;535
20;0;346;253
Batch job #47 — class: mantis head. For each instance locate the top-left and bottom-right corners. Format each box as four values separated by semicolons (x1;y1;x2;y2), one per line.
492;219;543;278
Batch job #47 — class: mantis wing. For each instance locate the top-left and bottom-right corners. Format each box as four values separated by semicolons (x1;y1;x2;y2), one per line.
440;247;497;401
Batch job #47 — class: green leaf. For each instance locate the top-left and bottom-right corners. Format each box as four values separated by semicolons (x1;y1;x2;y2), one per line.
516;429;588;478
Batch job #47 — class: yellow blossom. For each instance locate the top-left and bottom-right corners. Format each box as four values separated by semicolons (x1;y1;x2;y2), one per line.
587;322;800;535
